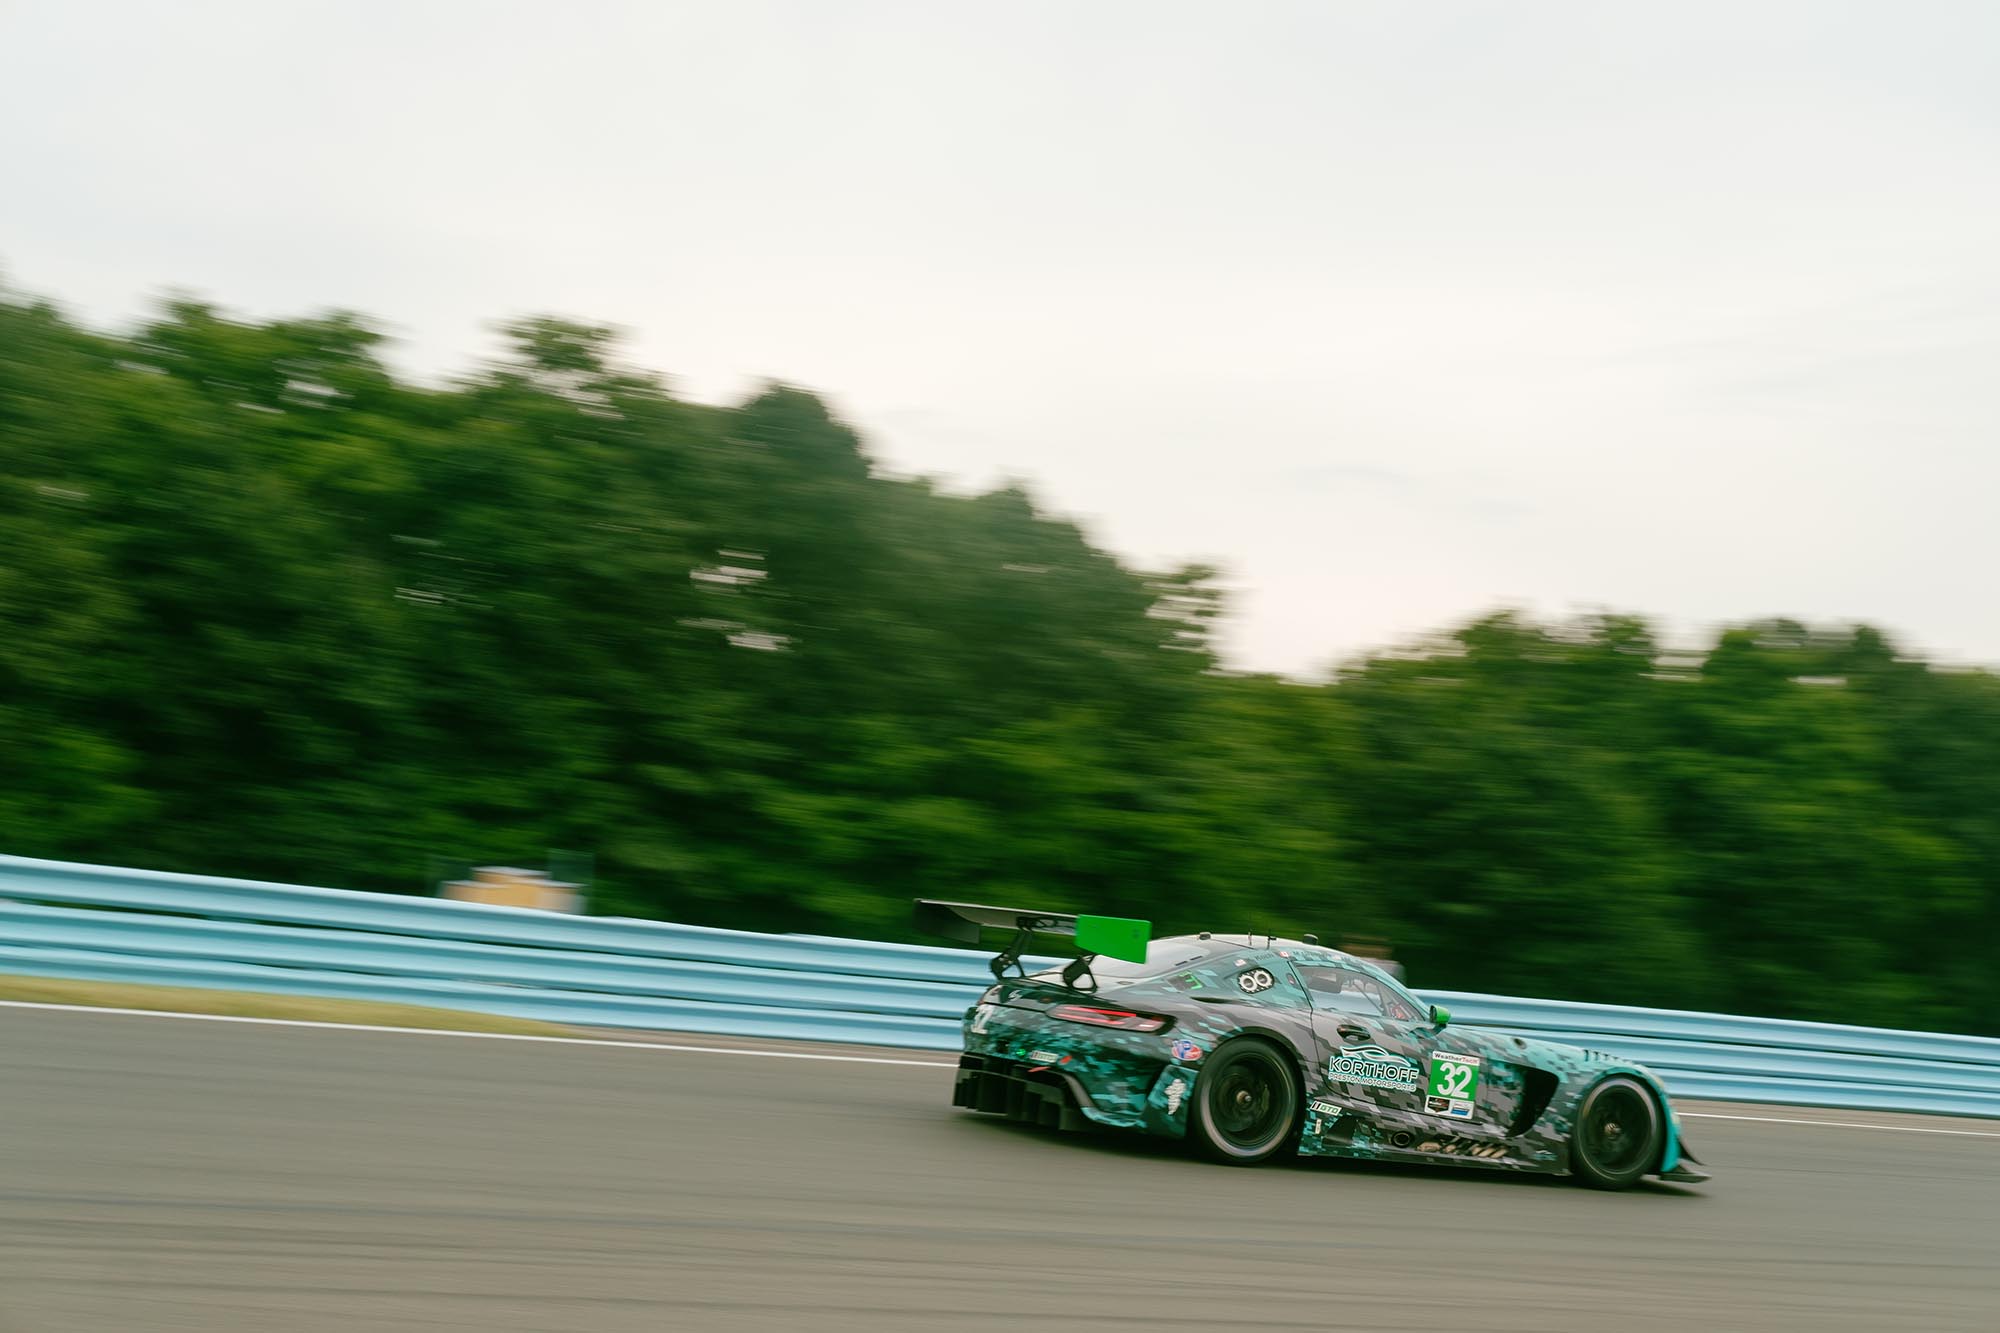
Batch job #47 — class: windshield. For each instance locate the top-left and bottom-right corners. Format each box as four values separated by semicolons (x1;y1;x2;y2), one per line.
1355;959;1425;1013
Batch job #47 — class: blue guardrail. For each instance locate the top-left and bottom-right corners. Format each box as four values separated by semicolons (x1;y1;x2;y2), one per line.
0;854;1994;1118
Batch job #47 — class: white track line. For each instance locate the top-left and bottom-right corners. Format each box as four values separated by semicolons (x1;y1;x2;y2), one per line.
1680;1110;2000;1139
0;1000;954;1067
5;1000;1996;1135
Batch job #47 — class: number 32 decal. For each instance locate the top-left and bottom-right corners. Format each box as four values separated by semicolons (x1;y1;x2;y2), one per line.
1426;1052;1483;1114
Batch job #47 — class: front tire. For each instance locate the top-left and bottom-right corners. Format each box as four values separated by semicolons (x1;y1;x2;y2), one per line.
1571;1076;1662;1190
1189;1039;1300;1166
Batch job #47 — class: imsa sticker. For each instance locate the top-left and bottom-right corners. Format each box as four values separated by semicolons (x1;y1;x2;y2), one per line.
1305;1098;1344;1137
1426;1051;1481;1119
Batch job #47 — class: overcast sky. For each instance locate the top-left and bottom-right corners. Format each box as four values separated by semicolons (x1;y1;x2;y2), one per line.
5;0;1996;676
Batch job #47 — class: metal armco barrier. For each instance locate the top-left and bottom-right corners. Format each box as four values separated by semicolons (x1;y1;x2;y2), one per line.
1;853;1994;1118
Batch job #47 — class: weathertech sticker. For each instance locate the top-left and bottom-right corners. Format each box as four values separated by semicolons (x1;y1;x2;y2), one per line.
1426;1052;1481;1119
1328;1044;1421;1091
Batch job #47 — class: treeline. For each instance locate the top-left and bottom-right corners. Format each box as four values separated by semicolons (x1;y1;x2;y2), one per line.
2;289;1995;1035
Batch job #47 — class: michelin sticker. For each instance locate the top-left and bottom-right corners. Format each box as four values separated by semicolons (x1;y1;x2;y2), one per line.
1426;1051;1481;1119
1164;1077;1188;1115
1328;1044;1421;1091
969;1004;995;1035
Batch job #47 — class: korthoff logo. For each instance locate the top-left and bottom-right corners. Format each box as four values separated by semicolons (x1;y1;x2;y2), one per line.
1236;968;1276;994
1328;1044;1420;1090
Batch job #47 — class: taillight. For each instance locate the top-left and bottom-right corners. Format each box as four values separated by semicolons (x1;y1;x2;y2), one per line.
1049;1004;1169;1032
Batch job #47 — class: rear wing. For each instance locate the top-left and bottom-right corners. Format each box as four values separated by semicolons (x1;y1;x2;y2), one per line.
913;899;1150;984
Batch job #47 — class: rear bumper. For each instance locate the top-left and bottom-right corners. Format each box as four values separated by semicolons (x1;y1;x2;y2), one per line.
957;1001;1196;1134
953;1053;1093;1131
953;1049;1198;1137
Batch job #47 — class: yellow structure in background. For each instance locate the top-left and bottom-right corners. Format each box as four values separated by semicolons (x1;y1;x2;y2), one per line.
442;867;583;914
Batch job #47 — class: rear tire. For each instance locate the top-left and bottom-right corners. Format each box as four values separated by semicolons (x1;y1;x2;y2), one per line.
1570;1076;1662;1190
1189;1039;1300;1166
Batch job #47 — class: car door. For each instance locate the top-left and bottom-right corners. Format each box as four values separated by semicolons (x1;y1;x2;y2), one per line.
1292;959;1432;1120
1295;959;1516;1150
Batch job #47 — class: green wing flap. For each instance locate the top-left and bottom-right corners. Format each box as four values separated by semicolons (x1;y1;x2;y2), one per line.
912;899;1151;967
1074;914;1150;964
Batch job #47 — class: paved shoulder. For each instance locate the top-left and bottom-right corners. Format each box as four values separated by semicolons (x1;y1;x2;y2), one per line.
2;1006;1994;1332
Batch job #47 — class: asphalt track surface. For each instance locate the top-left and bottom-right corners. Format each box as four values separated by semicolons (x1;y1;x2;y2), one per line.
2;1007;1995;1332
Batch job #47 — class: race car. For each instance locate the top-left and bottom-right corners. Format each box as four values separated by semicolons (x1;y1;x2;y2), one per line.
917;900;1710;1189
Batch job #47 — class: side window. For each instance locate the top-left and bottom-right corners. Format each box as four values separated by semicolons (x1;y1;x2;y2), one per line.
1211;957;1311;1007
1297;963;1420;1024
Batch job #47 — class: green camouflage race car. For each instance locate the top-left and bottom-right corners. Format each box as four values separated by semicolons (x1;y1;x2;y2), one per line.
917;900;1711;1189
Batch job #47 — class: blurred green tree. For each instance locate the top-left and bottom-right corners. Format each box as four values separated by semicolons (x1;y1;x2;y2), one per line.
2;285;1995;1034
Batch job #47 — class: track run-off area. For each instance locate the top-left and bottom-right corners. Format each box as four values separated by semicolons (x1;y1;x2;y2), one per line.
2;1005;1994;1332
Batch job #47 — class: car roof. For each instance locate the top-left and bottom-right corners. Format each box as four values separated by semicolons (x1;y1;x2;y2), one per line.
1158;933;1361;964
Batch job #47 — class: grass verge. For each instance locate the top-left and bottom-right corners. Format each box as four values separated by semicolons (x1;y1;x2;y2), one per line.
0;973;574;1036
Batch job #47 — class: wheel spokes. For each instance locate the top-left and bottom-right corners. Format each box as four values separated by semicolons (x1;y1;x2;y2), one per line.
1214;1063;1281;1144
1587;1090;1645;1171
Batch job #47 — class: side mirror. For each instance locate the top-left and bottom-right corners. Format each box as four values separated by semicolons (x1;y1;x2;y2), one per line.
1429;1004;1451;1029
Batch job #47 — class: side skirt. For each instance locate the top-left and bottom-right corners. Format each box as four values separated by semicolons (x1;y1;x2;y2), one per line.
1299;1106;1563;1173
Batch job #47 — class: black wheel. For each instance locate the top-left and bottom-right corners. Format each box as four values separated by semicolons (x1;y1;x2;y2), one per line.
1189;1039;1300;1166
1570;1076;1662;1190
